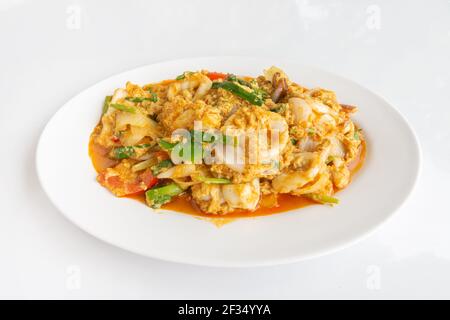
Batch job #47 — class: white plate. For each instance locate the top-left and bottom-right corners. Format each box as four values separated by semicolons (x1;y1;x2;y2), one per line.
36;57;421;267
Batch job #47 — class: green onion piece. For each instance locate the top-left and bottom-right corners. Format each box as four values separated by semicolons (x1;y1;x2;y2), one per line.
175;73;186;80
307;128;316;136
145;89;159;102
126;94;158;103
196;176;231;184
158;139;178;150
145;183;183;208
134;143;152;149
227;74;252;87
112;146;136;159
151;159;173;175
253;87;268;100
102;95;112;114
212;81;264;106
150;92;158;102
110;103;136;113
159;131;236;165
354;130;360;140
304;193;339;205
125;97;150;103
112;144;151;159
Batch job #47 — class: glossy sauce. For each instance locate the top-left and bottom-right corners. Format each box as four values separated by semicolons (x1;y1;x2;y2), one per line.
163;193;316;218
90;134;366;220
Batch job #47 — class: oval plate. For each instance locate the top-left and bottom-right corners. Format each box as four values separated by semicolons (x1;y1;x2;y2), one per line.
36;57;421;267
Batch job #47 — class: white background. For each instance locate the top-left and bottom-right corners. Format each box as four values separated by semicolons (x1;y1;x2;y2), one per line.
1;0;449;299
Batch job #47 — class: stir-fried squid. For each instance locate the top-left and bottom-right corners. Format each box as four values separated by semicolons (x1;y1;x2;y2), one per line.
89;67;365;215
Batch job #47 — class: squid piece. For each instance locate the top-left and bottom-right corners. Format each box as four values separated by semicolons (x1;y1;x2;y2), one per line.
288;97;312;123
222;178;260;211
167;72;212;101
272;141;331;193
191;183;227;214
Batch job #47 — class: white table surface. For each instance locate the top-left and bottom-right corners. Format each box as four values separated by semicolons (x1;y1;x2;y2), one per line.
1;0;449;299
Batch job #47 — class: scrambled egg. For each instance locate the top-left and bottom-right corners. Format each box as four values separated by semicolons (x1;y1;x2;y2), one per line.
90;67;364;214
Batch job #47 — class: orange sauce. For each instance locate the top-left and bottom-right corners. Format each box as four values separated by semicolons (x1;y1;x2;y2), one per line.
163;193;315;218
89;133;366;220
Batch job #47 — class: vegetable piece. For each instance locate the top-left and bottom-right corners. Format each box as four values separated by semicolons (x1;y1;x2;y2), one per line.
134;143;152;149
158;139;178;151
139;170;159;190
112;146;136;159
112;144;152;160
125;97;154;103
149;92;158;102
110;103;136;113
307;127;316;136
151;159;173;175
195;176;231;184
212;81;264;106
97;169;158;197
226;74;252;87
153;150;170;160
304;193;339;205
159;131;235;164
145;183;184;208
102;95;112;114
175;71;193;80
353;129;362;141
207;72;227;81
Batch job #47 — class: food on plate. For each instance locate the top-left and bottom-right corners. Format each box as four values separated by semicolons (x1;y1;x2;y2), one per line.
89;67;365;217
